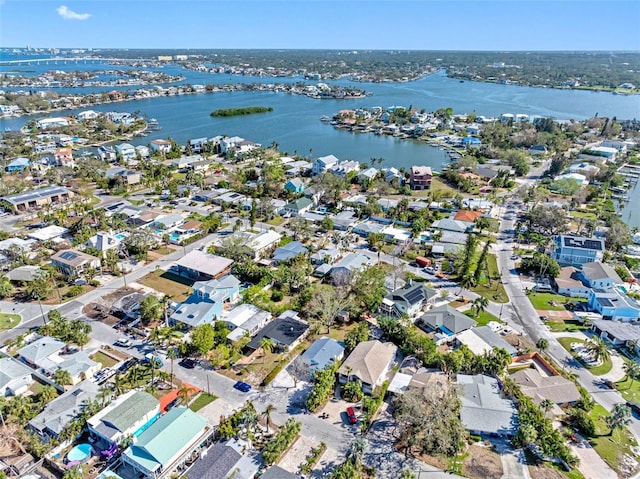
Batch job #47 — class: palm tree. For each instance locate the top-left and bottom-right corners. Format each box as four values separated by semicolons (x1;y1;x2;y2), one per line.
259;337;276;364
605;403;632;436
623;361;640;388
347;437;367;467
53;368;72;386
586;337;611;364
472;296;489;317
38;385;58;404
540;399;555;416
166;347;178;386
178;384;193;405
262;404;276;433
536;338;549;353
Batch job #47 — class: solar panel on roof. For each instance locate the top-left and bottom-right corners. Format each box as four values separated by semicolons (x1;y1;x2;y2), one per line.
60;251;79;260
404;287;425;304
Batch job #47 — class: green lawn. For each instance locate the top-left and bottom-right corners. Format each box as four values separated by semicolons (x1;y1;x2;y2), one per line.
465;254;509;303
528;292;576;311
588;404;640;474
547;319;589;333
91;350;118;368
0;313;20;330
569;211;597;221
266;216;285;226
464;309;502;327
615;355;640;403
139;270;194;302
557;337;613;376
189;392;217;412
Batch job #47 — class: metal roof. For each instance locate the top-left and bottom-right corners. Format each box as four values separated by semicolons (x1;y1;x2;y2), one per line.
1;186;71;206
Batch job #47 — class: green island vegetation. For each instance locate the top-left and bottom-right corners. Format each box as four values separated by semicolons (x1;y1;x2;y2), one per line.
210;106;273;117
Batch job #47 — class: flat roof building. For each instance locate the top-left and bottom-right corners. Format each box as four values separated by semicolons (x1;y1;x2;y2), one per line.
1;186;74;213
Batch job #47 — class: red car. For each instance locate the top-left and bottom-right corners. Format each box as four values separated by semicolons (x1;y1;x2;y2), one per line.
346;407;357;424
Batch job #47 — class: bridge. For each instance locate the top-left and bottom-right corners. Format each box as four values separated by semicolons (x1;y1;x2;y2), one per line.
0;57;138;66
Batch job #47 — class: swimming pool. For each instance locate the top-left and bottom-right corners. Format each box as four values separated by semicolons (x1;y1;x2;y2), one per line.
115;233;127;241
66;443;92;463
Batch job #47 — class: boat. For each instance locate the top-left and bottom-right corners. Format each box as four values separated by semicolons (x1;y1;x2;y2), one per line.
633;232;640;245
320;115;330;122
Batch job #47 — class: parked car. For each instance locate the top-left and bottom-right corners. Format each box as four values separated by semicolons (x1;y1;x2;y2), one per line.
234;381;252;393
346;406;357;424
627;401;640;414
144;353;163;368
115;337;131;347
180;358;198;369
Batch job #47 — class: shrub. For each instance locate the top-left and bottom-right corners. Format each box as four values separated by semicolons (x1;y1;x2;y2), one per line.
64;285;84;298
261;418;301;465
271;290;284;302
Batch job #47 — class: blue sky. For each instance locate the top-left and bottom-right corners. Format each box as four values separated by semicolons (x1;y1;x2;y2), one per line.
1;1;639;51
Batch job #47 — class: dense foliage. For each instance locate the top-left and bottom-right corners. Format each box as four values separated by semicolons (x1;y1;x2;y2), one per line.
211;106;273;117
261;418;302;465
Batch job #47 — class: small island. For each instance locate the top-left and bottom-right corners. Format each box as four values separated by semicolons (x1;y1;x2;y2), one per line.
211;106;273;117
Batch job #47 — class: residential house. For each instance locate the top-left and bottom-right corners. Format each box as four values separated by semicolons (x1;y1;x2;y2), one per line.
453;210;482;223
284;178;305;194
581;262;623;289
260;466;301;479
88;390;160;446
36;117;72;129
136;145;151;159
185;439;260;479
106;167;142;186
456;326;517;356
312;154;340;175
189;137;209;153
330;211;358;231
352;221;386;238
590;319;640;349
587;288;640;322
115;143;137;162
380;282;437;318
553;266;590;298
552;235;605;266
172;250;233;281
283;197;313;216
222;303;272;342
28;225;69;242
410;166;432;190
0;357;34;397
98;145;117;162
58;351;101;385
29;380;100;440
246;311;309;353
357;167;378;184
432;218;474;233
86;231;124;257
18;336;66;372
54;148;74;167
457;374;518;436
511;368;580;408
51;249;100;279
241;230;282;260
6;265;42;283
418;305;477;341
299;337;345;375
271;241;307;265
77;110;98;120
5;157;30;173
150;139;172;154
338;340;398;395
310;247;341;265
330;160;360;177
122;407;212;479
330;253;373;285
170;275;240;328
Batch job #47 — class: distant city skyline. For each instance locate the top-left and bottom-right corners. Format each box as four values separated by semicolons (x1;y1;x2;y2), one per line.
1;1;639;51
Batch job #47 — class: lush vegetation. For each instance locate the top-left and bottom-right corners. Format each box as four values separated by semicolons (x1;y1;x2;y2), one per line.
306;362;339;411
261;418;302;465
300;442;327;475
210;106;273;117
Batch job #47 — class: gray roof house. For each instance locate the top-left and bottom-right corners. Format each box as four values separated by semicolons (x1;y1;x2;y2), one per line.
418;305;477;338
271;241;307;265
457;374;518;436
432;218;474;233
310;247;341;265
581;261;623;289
456;326;517;356
511;368;580;407
260;466;301;479
186;439;260;479
29;380;100;439
58;351;101;385
330;253;373;285
299;337;345;375
0;357;34;397
380;282;437;318
18;336;66;371
338;340;398;395
246;311;309;352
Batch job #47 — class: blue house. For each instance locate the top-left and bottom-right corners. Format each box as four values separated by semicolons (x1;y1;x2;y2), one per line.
587;288;640;322
169;275;240;328
284;178;305;194
299;337;345;375
552;235;605;266
5;157;30;173
462;137;481;148
272;241;307;265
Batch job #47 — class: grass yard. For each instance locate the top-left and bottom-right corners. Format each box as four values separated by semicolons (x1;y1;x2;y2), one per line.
466;254;509;303
189;392;218;412
153;247;175;255
588;404;640;475
139;270;194;302
528;292;576;311
412;176;457;197
557;337;613;376
569;211;598;221
266;216;285;226
90;350;118;368
464;309;502;327
0;313;20;330
615;355;640;403
546;319;589;333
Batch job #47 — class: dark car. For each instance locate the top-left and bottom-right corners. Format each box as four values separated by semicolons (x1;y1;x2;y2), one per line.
627;401;640;414
346;407;357;424
234;381;252;393
180;358;198;369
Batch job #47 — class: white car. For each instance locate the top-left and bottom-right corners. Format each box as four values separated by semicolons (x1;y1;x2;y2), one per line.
115;338;131;347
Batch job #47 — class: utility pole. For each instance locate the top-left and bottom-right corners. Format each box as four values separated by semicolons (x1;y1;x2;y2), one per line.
37;296;47;325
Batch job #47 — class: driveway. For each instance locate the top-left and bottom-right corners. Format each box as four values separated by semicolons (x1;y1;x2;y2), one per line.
570;434;617;479
493;439;530;479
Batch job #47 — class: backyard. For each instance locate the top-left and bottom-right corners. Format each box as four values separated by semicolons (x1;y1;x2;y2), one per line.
464;309;502;327
557;337;613;376
139;270;194;302
0;313;20;330
528;292;585;312
90;350;118;369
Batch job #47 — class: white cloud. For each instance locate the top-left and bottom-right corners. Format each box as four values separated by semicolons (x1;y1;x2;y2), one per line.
56;5;91;21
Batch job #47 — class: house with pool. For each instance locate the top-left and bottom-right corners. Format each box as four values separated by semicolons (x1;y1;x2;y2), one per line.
88;390;160;447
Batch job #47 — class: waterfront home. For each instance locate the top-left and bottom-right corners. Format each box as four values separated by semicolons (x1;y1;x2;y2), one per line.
36;117;72;129
189;137;209;153
457;374;518;436
357;167;378;184
284;178;305;194
580;262;622;289
410;166;432;190
299;337;345;376
246;311;309;353
115;143;137;162
283;197;313;216
173;250;233;282
29;380;100;440
222;303;272;342
150;139;172;153
0;357;34;397
554;172;588;186
587;287;640;322
77;110;98;120
122;407;212;479
380;282;437;318
88;390;160;446
511;368;580;408
338;340;398;395
98;145;117;162
54;147;74;167
553;266;590;298
5;157;30;173
312;154;340;175
51;249;100;279
552;235;605;266
330;160;360;177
